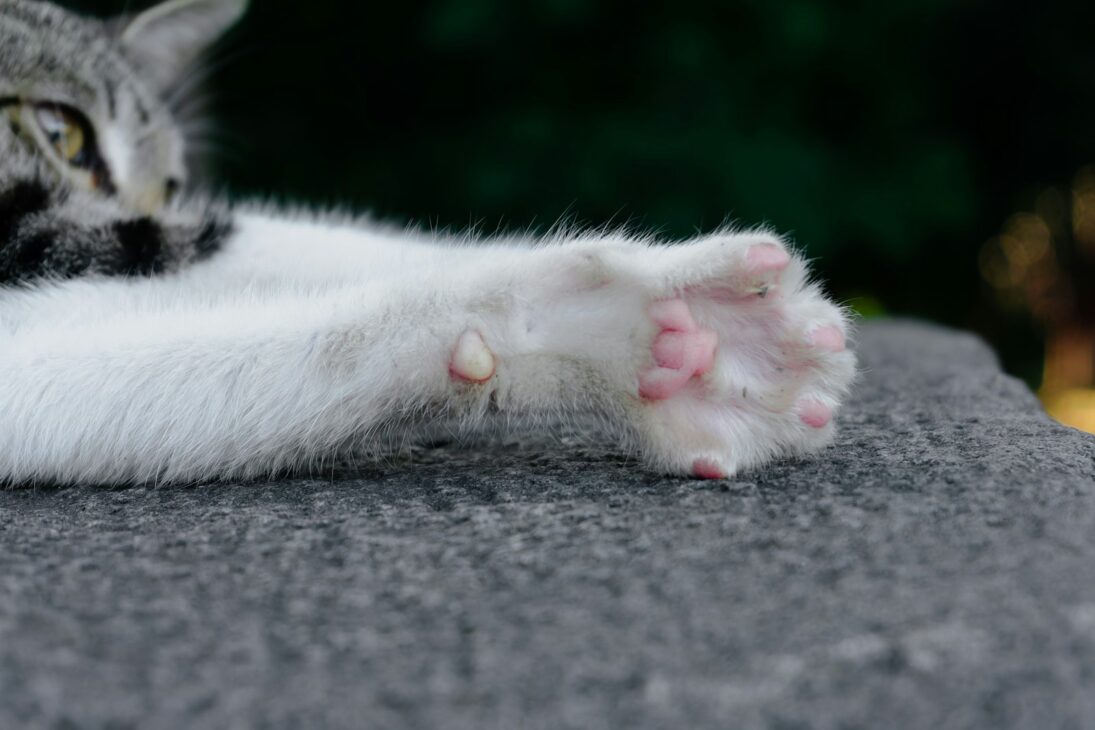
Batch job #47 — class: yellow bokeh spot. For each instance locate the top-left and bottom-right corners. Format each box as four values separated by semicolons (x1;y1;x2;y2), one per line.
1041;388;1095;434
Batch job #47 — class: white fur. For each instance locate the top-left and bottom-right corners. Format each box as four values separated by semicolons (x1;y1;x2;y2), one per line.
0;210;856;485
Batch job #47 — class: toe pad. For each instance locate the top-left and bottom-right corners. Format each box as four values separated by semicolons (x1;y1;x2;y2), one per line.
798;399;832;428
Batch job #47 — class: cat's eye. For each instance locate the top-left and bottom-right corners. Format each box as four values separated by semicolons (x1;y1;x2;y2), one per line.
31;103;114;194
35;105;89;165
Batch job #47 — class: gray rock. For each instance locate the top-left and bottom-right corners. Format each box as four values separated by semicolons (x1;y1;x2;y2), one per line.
1;321;1093;730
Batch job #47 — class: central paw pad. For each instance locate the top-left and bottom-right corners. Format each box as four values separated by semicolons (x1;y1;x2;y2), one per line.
638;299;718;401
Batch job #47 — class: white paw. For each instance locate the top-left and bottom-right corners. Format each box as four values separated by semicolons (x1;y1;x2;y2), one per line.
628;233;856;478
446;231;855;478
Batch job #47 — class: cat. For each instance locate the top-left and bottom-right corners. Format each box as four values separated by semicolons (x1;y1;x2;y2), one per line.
0;0;856;485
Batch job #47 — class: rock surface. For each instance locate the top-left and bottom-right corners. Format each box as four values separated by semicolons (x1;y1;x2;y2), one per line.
2;321;1094;729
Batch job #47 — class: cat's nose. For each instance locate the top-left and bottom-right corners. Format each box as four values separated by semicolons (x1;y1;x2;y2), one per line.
123;186;166;216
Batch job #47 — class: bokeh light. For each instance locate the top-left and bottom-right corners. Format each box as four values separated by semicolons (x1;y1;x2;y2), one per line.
982;167;1095;433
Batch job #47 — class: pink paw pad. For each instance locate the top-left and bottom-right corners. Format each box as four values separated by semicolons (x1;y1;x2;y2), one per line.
649;298;697;332
652;330;718;374
692;458;728;480
809;326;846;353
639;299;718;401
798;399;832;428
449;330;495;383
745;243;791;274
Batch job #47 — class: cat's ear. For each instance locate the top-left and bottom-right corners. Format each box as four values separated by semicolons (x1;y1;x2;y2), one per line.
117;0;249;93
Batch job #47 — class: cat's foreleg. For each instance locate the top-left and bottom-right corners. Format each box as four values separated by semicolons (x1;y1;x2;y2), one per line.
1;229;854;484
0;279;506;485
280;227;856;479
0;248;652;485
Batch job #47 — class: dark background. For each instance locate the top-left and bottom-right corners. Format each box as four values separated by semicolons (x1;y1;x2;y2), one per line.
73;0;1095;390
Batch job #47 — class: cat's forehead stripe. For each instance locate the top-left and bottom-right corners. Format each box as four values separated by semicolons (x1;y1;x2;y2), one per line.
133;94;151;126
103;80;116;120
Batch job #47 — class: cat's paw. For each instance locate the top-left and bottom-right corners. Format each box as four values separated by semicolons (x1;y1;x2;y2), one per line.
629;233;856;478
446;231;854;478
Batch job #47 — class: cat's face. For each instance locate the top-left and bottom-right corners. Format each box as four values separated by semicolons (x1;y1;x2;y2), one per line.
0;0;246;214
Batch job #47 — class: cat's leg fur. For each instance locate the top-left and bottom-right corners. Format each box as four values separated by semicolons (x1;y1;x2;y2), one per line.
0;275;516;484
0;227;853;485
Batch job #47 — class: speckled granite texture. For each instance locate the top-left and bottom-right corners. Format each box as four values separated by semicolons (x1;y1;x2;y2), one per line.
2;321;1094;729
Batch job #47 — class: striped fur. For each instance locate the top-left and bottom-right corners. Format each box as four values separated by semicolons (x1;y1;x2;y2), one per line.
0;0;241;284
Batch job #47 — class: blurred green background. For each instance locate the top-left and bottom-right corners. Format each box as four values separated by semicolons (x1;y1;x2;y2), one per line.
72;0;1095;400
